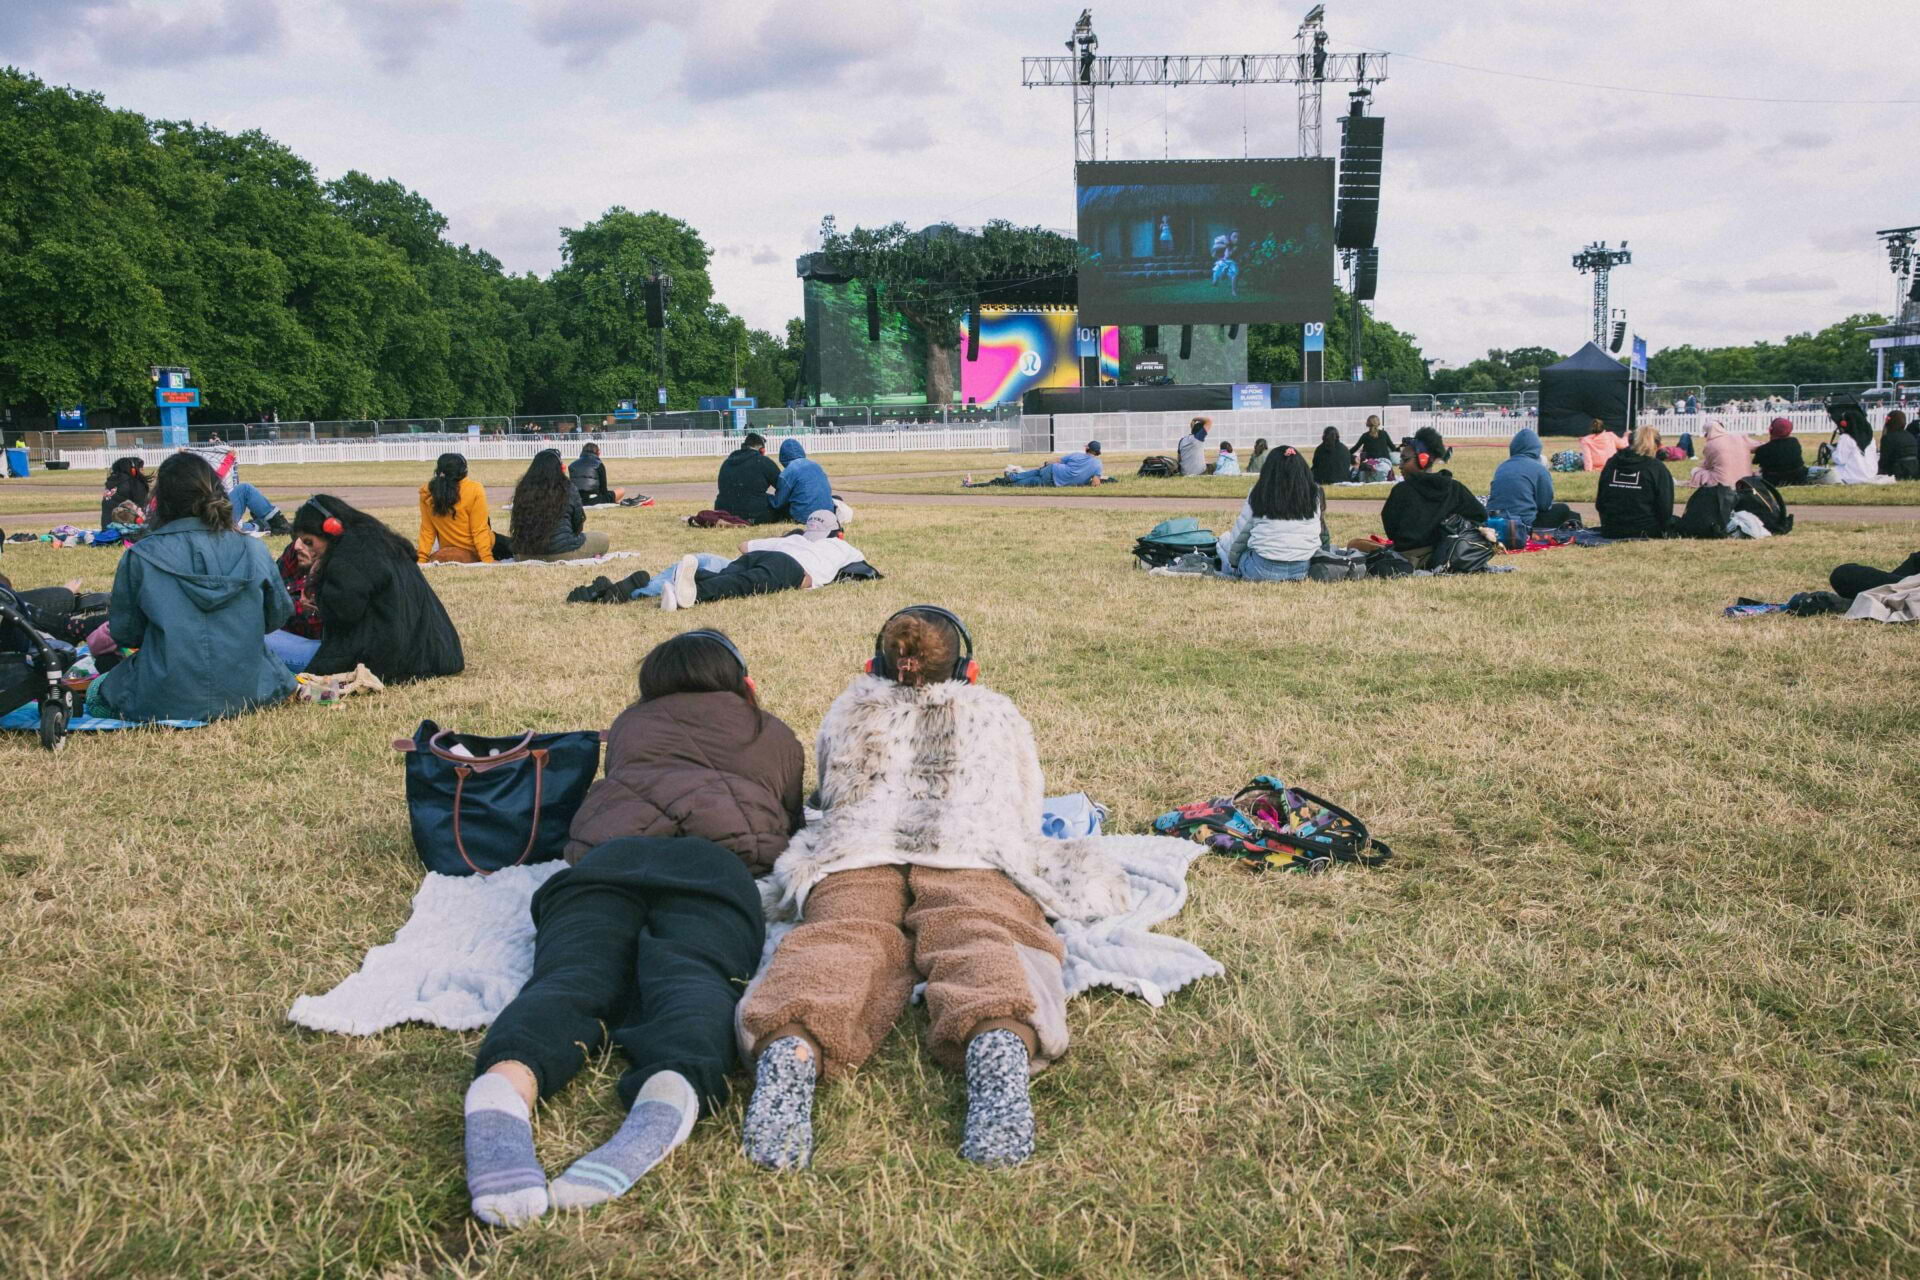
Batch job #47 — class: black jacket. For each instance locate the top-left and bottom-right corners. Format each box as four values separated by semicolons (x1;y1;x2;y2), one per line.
1594;450;1675;539
1380;470;1486;549
100;471;150;528
1752;436;1808;487
1311;440;1353;485
310;533;464;682
715;447;782;522
1878;427;1919;478
1354;429;1395;461
568;453;608;495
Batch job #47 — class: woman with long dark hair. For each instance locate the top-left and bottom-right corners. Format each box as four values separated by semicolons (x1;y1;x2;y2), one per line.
85;452;295;722
510;449;609;561
1310;426;1353;485
417;453;507;562
1821;404;1891;485
99;456;150;527
1219;446;1326;581
464;629;801;1228
1877;408;1918;480
291;494;463;682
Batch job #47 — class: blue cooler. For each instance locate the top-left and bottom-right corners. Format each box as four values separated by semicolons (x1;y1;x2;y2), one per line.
4;447;29;478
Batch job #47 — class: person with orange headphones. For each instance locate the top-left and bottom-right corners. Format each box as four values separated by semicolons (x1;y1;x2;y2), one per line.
1345;441;1486;570
736;606;1130;1173
289;495;464;683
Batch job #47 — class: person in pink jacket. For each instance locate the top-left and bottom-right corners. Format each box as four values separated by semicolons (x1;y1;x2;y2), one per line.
1687;420;1756;489
1579;418;1628;471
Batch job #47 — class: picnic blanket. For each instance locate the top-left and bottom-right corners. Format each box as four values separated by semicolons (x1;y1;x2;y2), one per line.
288;833;1221;1037
421;549;652;570
0;702;206;732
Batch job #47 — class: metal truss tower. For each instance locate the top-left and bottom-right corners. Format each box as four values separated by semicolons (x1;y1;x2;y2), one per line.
1572;241;1632;348
1023;6;1386;164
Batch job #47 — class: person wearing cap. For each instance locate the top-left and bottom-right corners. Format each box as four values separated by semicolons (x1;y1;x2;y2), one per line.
715;432;783;524
1177;419;1210;475
1752;417;1809;487
963;441;1107;487
659;510;866;610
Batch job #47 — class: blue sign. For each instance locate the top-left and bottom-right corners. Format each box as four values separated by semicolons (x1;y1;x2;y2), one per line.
1631;336;1647;373
57;406;87;430
1232;383;1272;410
1895;361;1907;380
657;387;668;407
1074;325;1100;358
1303;322;1325;353
155;386;201;409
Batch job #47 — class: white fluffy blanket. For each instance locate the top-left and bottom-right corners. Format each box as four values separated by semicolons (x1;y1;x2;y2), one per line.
287;834;1220;1036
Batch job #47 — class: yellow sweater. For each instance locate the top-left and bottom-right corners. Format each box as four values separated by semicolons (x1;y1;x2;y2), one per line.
417;478;498;562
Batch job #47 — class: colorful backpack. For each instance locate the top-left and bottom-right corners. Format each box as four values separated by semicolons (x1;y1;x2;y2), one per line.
1152;776;1393;872
1550;450;1582;472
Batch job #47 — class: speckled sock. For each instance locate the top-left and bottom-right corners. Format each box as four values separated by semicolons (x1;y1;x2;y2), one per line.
549;1070;697;1210
742;1037;816;1171
959;1029;1034;1168
464;1073;549;1229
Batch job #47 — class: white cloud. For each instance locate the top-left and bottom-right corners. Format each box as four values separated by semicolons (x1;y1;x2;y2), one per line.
338;0;465;73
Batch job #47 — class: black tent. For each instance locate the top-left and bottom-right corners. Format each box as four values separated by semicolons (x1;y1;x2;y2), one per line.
1538;342;1634;437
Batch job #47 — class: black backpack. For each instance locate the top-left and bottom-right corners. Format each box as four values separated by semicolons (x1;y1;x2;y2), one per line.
1734;476;1793;534
1365;547;1414;578
1431;515;1498;574
1308;548;1368;581
1138;455;1180;478
1675;484;1735;539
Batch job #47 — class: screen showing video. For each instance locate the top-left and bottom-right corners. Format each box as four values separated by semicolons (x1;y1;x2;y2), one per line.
1075;158;1334;325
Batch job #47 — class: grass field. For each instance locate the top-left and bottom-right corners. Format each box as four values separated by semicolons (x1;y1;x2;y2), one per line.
4;479;1920;1277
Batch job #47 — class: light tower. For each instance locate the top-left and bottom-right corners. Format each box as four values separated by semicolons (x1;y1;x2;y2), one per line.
1572;241;1631;349
1878;225;1917;322
1296;5;1328;158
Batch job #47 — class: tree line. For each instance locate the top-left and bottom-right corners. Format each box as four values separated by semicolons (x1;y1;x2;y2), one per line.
0;68;801;428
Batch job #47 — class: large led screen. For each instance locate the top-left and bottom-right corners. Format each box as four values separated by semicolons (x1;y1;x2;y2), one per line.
958;309;1081;406
1075;158;1335;325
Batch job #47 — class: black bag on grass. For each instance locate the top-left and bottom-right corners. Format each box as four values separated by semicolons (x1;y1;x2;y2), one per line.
1134;516;1218;568
1137;455;1180;478
1734;476;1793;535
398;720;603;876
1365;547;1414;578
1675;484;1735;539
1308;548;1368;581
1431;515;1498;574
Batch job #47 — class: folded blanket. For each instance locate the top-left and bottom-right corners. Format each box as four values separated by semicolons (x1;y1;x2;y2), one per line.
421;549;651;570
0;702;206;732
288;834;1220;1037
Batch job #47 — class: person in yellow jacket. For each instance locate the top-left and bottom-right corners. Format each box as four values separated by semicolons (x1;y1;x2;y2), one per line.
417;453;507;562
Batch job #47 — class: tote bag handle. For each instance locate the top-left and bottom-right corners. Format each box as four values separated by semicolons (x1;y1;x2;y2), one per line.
450;748;548;876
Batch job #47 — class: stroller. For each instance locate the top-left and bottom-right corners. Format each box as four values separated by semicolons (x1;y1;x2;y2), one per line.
0;585;80;750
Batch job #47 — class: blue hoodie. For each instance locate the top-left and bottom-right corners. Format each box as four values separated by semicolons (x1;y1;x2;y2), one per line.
99;519;295;722
772;439;834;521
1487;428;1555;526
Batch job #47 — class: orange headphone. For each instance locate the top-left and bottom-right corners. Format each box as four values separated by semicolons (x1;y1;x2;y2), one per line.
866;605;979;685
308;498;345;537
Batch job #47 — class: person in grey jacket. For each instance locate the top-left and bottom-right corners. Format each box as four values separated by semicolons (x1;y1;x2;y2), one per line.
1176;419;1210;475
85;452;295;723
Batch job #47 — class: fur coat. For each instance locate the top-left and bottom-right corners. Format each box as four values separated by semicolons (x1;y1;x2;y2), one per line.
769;675;1132;922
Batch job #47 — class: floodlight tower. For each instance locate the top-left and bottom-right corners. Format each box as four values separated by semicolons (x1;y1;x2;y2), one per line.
1068;9;1098;164
1296;5;1328;157
1878;225;1918;322
1572;241;1632;348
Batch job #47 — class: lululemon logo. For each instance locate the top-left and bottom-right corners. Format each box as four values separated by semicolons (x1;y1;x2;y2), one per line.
1019;351;1042;376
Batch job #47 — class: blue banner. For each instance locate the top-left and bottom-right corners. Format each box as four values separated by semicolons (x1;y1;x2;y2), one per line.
1232;383;1272;410
1631;336;1647;373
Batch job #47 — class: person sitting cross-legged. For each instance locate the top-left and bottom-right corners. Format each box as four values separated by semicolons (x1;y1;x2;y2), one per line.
1345;441;1485;568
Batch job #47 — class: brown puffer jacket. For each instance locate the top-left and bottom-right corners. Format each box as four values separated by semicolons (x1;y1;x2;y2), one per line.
564;690;805;872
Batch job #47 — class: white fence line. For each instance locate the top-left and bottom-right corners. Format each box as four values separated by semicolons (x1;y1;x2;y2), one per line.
52;428;1015;472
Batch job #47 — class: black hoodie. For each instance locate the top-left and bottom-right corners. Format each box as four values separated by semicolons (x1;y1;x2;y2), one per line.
1593;449;1675;539
715;446;782;523
1311;438;1353;485
310;532;464;682
1379;470;1486;550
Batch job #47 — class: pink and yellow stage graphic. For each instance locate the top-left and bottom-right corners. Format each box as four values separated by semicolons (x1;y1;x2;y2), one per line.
958;309;1080;406
1100;325;1121;383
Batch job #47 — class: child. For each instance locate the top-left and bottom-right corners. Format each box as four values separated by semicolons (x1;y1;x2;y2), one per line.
463;629;804;1228
737;606;1130;1171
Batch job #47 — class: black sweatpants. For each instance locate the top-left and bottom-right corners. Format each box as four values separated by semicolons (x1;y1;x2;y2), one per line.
693;549;805;602
473;836;765;1114
1830;550;1920;599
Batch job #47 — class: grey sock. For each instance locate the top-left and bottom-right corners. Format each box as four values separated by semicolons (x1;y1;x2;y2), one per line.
550;1070;698;1210
959;1029;1035;1168
742;1036;816;1171
465;1073;549;1228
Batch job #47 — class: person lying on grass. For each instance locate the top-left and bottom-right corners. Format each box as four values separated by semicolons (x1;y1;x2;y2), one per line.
465;629;803;1229
658;510;865;611
964;440;1108;488
737;606;1131;1172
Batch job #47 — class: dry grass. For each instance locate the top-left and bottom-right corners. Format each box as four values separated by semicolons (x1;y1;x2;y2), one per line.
4;482;1920;1278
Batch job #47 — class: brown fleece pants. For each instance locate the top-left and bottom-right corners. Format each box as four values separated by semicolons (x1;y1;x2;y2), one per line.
738;864;1069;1081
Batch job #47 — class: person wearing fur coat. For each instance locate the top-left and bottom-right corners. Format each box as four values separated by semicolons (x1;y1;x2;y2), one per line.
737;606;1131;1171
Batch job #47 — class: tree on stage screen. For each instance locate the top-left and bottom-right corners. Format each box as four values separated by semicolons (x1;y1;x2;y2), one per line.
1075;158;1335;326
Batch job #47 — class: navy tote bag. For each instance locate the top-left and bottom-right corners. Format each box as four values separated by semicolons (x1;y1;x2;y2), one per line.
397;719;603;876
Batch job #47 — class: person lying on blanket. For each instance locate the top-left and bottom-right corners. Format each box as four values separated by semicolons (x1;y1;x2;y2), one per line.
737;605;1131;1171
464;628;804;1229
657;510;865;611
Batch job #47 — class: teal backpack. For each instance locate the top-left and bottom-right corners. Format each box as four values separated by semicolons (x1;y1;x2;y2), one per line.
1133;516;1218;567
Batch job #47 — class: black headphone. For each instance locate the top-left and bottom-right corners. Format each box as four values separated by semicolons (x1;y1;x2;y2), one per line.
307;497;344;537
866;605;978;685
679;628;747;677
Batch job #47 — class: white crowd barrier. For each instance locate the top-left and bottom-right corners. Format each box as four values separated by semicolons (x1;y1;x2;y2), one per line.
1020;405;1415;454
51;427;1015;472
1419;408;1901;443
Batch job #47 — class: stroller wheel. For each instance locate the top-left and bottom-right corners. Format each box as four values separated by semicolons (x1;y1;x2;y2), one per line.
38;693;68;751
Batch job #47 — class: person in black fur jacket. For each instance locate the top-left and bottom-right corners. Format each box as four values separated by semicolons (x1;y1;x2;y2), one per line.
290;495;463;682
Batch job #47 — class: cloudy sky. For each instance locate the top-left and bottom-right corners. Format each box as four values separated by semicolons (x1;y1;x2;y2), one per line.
4;0;1913;364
